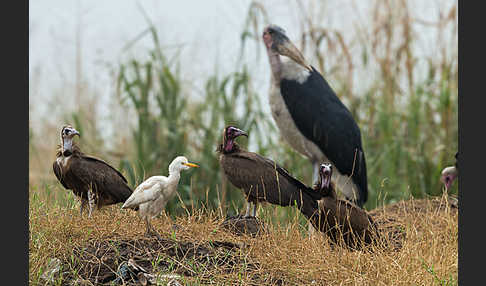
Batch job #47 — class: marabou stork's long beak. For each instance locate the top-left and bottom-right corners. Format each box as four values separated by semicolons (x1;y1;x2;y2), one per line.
275;39;312;71
182;162;199;168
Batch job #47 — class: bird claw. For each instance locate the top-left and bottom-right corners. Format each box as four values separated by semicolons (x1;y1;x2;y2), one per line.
153;231;163;240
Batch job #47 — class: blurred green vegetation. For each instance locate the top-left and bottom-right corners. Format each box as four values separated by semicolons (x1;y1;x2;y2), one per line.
30;0;457;221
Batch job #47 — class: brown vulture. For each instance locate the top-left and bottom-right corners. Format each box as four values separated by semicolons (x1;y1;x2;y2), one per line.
52;125;133;217
308;163;379;249
217;126;322;218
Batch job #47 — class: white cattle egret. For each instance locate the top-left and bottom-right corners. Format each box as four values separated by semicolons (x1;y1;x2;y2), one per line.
122;156;199;238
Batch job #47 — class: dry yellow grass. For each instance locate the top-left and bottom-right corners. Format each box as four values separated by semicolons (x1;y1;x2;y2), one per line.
29;189;457;285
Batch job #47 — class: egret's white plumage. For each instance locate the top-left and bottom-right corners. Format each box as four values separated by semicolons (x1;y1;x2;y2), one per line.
122;156;198;238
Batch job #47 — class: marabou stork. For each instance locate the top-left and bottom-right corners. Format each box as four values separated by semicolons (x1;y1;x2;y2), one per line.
262;24;368;207
217;126;323;218
309;163;378;249
122;156;199;238
53;125;133;217
441;152;458;191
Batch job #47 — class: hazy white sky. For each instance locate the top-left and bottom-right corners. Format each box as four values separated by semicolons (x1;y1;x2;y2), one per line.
29;0;456;136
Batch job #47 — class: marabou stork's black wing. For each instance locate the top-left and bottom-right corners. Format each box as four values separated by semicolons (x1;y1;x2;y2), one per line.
455;152;458;169
68;155;133;203
280;66;368;204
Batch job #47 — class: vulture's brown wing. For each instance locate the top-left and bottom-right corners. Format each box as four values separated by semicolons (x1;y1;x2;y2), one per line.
333;199;377;236
82;155;128;183
68;155;133;203
236;152;323;201
53;160;69;189
222;151;319;208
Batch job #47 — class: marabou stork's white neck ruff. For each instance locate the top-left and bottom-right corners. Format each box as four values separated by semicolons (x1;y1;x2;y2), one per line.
262;24;368;207
121;156;199;239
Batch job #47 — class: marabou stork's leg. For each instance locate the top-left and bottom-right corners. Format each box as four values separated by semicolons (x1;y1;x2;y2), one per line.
87;189;96;218
312;161;320;186
244;201;252;218
310;163;320;237
308;222;317;236
251;202;257;217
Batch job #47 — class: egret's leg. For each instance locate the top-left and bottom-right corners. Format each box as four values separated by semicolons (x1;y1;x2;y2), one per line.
144;217;151;236
152;227;162;240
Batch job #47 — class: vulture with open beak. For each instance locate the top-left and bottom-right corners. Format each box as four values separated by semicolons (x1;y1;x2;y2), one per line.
122;156;199;239
217;126;323;218
309;163;379;249
52;125;133;217
262;24;368;208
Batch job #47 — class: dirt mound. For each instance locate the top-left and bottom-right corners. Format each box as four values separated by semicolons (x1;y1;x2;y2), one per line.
368;196;458;251
220;215;268;236
65;237;256;285
369;196;458;219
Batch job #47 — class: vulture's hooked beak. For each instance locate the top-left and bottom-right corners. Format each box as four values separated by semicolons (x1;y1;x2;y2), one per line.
275;39;312;71
320;172;331;190
236;129;248;138
73;130;80;137
183;162;199;168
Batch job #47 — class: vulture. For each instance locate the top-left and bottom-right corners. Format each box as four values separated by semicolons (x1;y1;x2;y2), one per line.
441;152;458;191
308;163;379;249
53;125;133;217
262;24;368;207
122;156;199;238
217;126;323;218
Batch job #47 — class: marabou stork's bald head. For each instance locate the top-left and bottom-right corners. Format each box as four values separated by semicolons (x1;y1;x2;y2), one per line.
262;24;312;71
318;163;333;191
222;126;248;152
